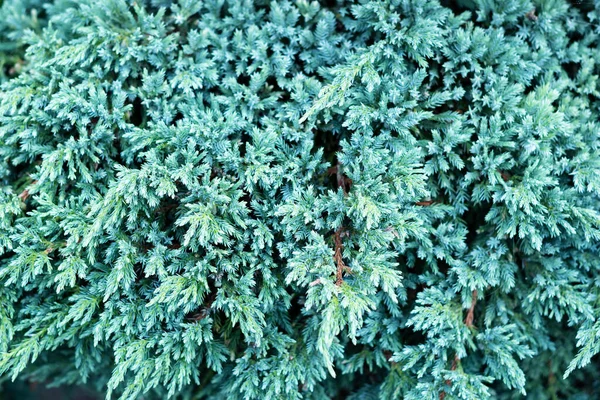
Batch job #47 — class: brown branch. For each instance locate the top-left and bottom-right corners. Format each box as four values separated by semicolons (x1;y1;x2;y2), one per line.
415;200;433;206
464;290;478;328
309;278;322;287
500;171;511;182
330;161;352;287
167;242;181;250
526;8;538;21
450;354;459;371
333;162;352;195
383;350;397;367
186;292;216;321
440;354;460;399
440;291;477;399
18;188;31;202
334;227;350;286
18;180;38;202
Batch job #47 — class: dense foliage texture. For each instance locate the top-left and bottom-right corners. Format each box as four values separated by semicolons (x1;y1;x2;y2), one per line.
2;0;600;398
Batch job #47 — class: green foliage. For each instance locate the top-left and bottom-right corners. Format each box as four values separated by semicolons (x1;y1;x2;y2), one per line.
2;0;600;399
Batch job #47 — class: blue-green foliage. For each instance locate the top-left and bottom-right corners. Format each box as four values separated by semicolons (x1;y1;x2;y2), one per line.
1;0;600;399
0;0;44;83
